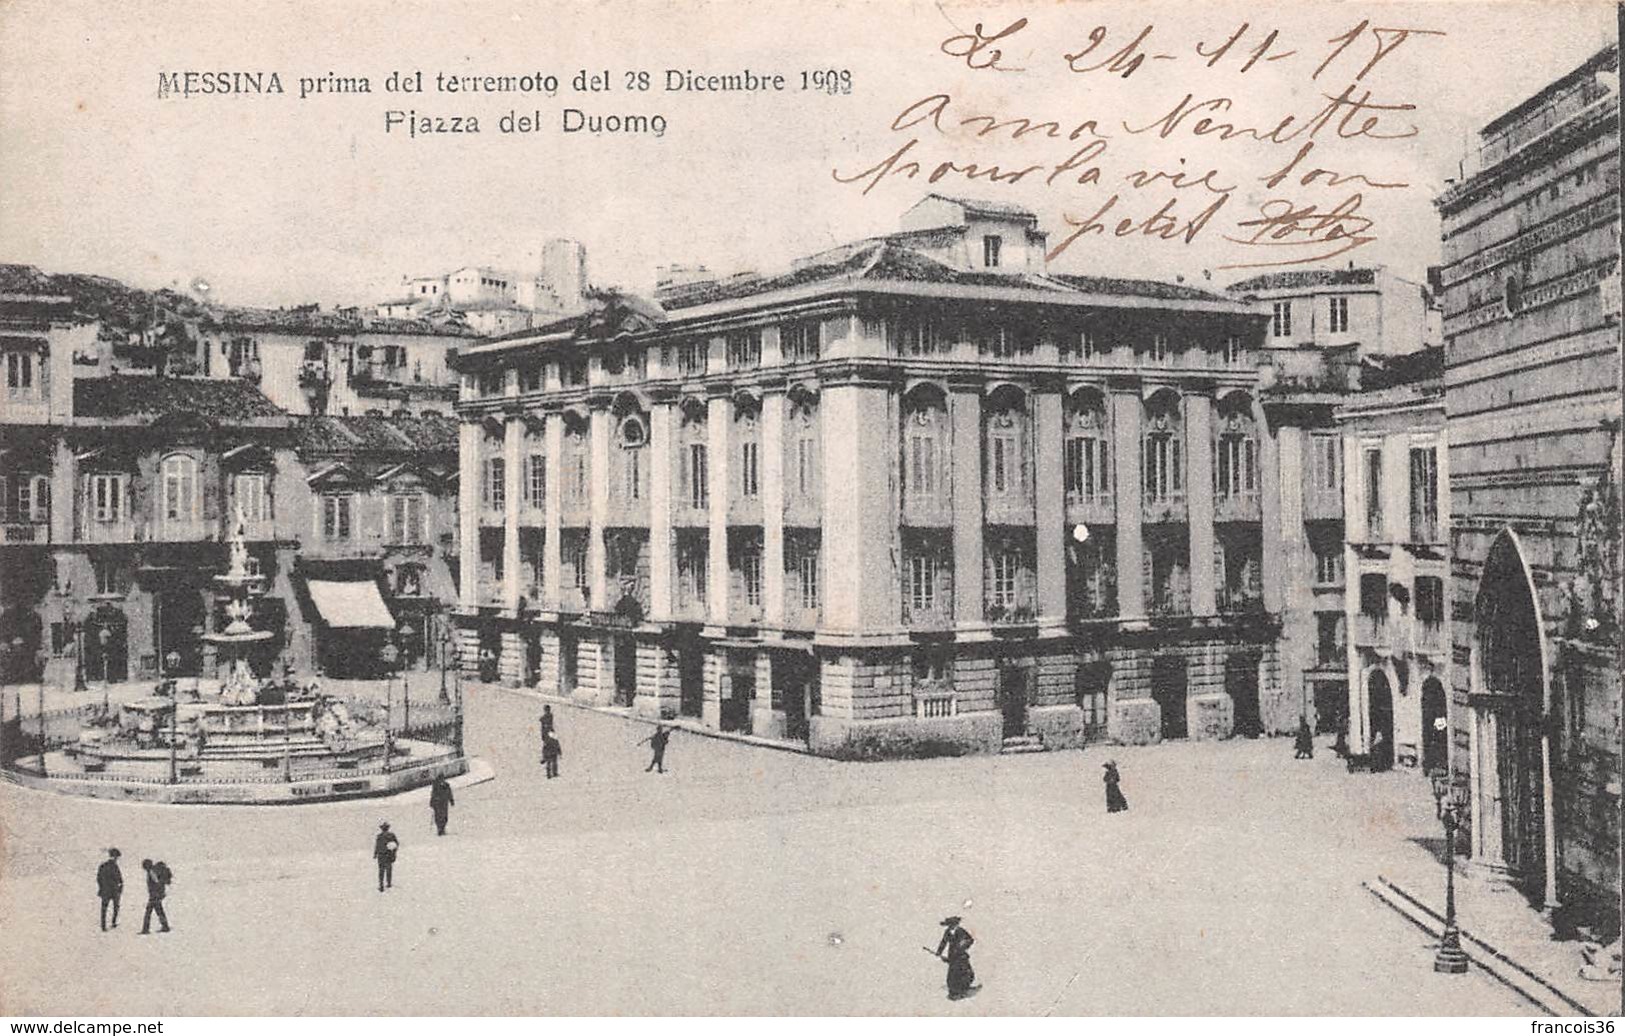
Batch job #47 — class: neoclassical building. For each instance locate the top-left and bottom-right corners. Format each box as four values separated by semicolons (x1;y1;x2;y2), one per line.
450;195;1310;757
1437;45;1621;920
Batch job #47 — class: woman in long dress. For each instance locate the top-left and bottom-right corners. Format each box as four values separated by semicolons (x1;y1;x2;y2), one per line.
1103;761;1129;813
935;916;976;1000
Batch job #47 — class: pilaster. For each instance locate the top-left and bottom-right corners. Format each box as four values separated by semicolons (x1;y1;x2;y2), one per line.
457;422;480;610
542;413;564;610
588;407;611;610
822;383;897;633
1034;389;1066;622
761;392;786;626
648;402;675;622
502;416;523;614
951;388;984;625
1111;391;1144;617
1186;394;1216;617
706;396;732;625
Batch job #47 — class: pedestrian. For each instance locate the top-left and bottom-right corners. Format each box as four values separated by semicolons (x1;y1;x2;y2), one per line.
1103;760;1128;813
429;775;454;836
933;916;977;1000
138;858;172;935
1369;729;1390;772
1293;715;1314;760
96;848;123;931
541;731;562;779
1333;713;1350;758
539;705;554;742
640;724;672;773
373;822;399;891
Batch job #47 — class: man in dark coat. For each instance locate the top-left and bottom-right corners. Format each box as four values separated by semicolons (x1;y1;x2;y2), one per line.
373;822;399;891
934;917;977;1000
138;858;171;934
640;724;672;773
1103;760;1129;813
97;848;123;931
539;706;554;742
541;731;562;779
429;776;454;836
1293;716;1315;759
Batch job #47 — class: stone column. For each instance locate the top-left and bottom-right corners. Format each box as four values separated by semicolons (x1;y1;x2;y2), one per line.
762;391;786;628
1186;394;1216;616
702;649;728;728
634;640;679;719
502;416;523;614
706;394;732;626
1263;423;1295;615
457;422;480;611
542;413;563;610
1111;391;1144;617
1034;388;1066;623
951;387;984;625
648;401;675;623
588;407;611;611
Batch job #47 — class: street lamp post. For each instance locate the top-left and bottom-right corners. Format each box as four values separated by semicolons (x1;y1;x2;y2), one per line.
437;615;451;705
1429;770;1471;974
380;640;398;773
68;603;87;694
165;650;181;785
98;625;112;714
398;623;414;736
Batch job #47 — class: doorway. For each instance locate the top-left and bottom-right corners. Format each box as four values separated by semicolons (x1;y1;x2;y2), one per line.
1366;669;1394;771
1226;649;1262;738
85;607;129;684
559;630;579;695
777;651;818;742
156;589;205;676
1151;655;1188;740
612;634;638;707
722;652;753;733
996;662;1029;738
678;639;704;718
1421;676;1447;772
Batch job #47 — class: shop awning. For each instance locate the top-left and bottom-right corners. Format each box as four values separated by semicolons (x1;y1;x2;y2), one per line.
306;579;396;629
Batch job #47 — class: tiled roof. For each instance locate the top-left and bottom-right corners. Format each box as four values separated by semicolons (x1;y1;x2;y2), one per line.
922;193;1038;221
74;374;287;421
1360;346;1444;392
295;413;458;455
1047;274;1231;303
1227;268;1378;293
203;305;481;338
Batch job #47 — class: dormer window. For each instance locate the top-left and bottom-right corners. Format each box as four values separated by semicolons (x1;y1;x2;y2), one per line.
5;349;38;400
983;235;1002;268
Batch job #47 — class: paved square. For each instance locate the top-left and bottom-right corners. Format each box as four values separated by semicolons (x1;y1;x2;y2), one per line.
1;681;1530;1015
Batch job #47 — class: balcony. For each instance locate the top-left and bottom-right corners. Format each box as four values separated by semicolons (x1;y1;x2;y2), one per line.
80;519;138;544
901;494;951;529
985;600;1037;628
146;517;214;542
903;605;953;632
241;518;278;542
1414;621;1445;653
0;519;49;544
1064;492;1114;526
912;689;957;719
297;360;330;387
1215;490;1262;523
1142;493;1187;525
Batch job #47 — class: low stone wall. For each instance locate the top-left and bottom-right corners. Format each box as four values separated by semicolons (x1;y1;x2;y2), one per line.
808;712;1002;760
2;754;468;805
1026;704;1086;749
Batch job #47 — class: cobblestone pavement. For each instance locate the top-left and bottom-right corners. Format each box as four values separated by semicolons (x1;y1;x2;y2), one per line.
0;682;1531;1015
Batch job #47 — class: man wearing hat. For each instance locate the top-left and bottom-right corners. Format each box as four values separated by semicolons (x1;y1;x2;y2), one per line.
96;848;123;931
373;822;400;892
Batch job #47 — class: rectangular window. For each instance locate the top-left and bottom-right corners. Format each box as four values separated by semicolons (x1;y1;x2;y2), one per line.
673;342;707;376
5;351;35;394
687;443;709;510
1363;447;1383;534
1216;437;1258;497
484;457;506;510
389;494;424;544
897;317;946;357
478;371;505;397
163;458;196;522
1328;296;1349;334
910;434;936;495
93;558;123;597
781;320;821;362
322;494;352;541
677;538;707;606
1150;334;1170;363
568;449;587;504
1222;335;1244;367
1409;445;1439;541
623;449;642;502
983;235;1002;268
1080;331;1097;360
1065;437;1108;499
561;359;588;387
909;554;937;613
520;366;543;392
1143;435;1183;500
991;551;1019;608
1317;613;1345;665
526;454;547;509
1314;543;1344;585
1359;573;1388;620
741;550;763;608
740;441;759;498
796;548;820;610
726;329;762;370
232;474;267;523
1311;435;1341;492
990;435;1016;494
1271;301;1292;338
89;474;124;523
1416;575;1445;626
564;538;588;592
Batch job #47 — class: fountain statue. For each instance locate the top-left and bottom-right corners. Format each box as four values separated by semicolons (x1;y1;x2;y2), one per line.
210;506;274;706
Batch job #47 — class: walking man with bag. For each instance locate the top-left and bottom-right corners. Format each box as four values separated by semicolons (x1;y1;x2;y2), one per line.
373;822;400;891
139;858;172;934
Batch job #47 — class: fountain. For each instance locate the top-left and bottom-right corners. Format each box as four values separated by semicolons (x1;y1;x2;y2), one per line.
14;508;467;804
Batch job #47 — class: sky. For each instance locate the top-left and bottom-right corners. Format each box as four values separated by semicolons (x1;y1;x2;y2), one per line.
0;0;1616;309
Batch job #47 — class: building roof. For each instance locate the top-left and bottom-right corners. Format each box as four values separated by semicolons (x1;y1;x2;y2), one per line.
919;193;1039;222
1481;44;1616;139
1359;346;1444;392
295;413;458;455
73;374;288;421
1048;274;1232;303
1227;268;1379;293
202;305;481;338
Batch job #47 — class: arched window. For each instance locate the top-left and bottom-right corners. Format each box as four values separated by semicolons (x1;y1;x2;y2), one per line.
678;399;709;511
733;398;761;500
162;454;198;523
1214;396;1258;502
617;415;647;502
1065;390;1110;503
902;385;947;503
984;387;1029;500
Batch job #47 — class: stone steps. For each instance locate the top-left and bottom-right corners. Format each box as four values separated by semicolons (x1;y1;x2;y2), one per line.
1000;734;1046;755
